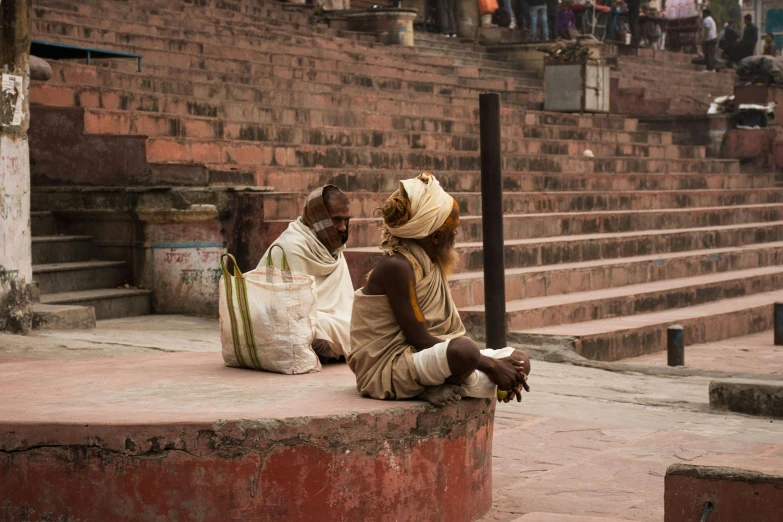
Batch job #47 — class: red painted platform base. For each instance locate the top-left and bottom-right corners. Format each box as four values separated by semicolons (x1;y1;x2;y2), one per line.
0;354;494;522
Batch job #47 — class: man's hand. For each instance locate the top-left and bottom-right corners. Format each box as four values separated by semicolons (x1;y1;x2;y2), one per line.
498;372;530;403
480;356;527;392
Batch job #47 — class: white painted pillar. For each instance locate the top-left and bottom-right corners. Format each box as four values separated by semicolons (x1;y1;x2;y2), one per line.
0;0;33;333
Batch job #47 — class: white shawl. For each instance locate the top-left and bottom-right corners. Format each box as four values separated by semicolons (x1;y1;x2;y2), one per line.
260;218;354;356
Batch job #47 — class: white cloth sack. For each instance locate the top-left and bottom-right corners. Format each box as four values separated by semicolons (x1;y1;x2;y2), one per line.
219;250;321;374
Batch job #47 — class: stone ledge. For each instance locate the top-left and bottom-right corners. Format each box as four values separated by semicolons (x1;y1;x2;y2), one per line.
664;464;783;522
709;380;783;419
0;354;494;521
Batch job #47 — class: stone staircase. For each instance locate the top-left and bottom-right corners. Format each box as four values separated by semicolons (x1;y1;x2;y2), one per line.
30;211;151;329
26;0;783;358
608;46;735;115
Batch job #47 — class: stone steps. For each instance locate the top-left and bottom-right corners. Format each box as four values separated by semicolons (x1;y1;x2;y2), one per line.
39;288;152;320
265;189;783;221
30;221;151;327
31;235;94;264
448;241;783;308
32;17;535;92
344;221;783;279
34;66;533;123
336;204;783;247
33;260;129;294
461;265;783;334
250;168;778;193
76;109;701;158
511;289;783;361
140;137;735;173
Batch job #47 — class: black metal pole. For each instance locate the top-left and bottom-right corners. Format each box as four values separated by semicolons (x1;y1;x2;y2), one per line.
775;302;783;346
667;325;684;367
479;93;507;349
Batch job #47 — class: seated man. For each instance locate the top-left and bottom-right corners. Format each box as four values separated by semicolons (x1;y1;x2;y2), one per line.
261;185;353;362
348;173;530;407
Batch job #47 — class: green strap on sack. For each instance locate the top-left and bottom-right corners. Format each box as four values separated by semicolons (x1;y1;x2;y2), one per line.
220;253;262;370
265;244;291;271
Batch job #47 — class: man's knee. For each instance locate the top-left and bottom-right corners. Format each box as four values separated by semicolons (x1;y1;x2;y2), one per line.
446;336;480;375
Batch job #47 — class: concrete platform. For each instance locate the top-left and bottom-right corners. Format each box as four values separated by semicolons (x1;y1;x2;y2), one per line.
0;353;494;522
4;316;783;521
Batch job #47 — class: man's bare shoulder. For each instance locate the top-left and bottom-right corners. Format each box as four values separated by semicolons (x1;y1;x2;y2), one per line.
364;253;414;295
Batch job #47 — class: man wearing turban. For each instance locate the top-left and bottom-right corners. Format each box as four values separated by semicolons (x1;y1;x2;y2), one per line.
348;173;530;406
260;185;354;361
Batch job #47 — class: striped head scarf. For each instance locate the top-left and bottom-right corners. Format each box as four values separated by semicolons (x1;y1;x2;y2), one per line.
301;185;345;253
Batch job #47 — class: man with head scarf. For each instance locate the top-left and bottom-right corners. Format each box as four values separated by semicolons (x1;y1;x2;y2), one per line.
348;173;530;407
260;185;354;362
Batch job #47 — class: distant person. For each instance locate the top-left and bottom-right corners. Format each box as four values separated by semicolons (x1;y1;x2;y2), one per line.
719;20;739;62
731;14;759;63
556;2;576;39
516;0;528;30
438;0;457;37
547;0;558;42
701;8;718;72
528;0;549;40
627;0;641;45
501;0;519;29
763;32;778;56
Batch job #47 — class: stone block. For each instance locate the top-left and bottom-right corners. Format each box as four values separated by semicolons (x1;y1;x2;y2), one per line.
709;380;783;418
665;464;783;522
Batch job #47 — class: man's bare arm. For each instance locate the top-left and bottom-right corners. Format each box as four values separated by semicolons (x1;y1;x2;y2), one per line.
367;254;443;350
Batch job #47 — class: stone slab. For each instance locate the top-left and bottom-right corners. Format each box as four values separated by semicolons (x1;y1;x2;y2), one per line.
709;380;783;418
664;464;783;522
0;353;494;522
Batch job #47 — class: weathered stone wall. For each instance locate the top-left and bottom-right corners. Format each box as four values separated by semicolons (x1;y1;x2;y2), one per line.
0;0;33;334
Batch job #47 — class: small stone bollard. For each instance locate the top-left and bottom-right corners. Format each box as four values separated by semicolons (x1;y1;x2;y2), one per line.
776;303;783;347
667;325;684;367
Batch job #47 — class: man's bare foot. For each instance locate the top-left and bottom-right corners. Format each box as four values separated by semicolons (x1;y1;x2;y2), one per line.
417;384;467;407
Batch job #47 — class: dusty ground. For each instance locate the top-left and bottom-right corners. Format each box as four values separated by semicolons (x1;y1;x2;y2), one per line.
2;316;781;521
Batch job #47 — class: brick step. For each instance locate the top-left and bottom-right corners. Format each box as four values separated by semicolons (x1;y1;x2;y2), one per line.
43;0;316;26
338;204;783;247
510;288;783;361
33;260;129;294
522;124;670;146
144;138;735;174
343;221;783;276
31;211;55;236
251;167;781;193
39;288;152;320
31;303;96;330
32;8;469;77
31;235;94;264
265;189;780;221
461;266;783;335
79;109;698;158
35;63;534;123
32;19;528;92
32;81;536;140
447;241;783;308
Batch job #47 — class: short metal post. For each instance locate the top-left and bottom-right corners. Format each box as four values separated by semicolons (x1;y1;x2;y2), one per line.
86;50;91;66
479;93;506;349
667;325;684;367
775;303;783;346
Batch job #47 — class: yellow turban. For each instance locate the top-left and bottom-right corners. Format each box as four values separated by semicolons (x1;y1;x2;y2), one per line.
385;172;455;239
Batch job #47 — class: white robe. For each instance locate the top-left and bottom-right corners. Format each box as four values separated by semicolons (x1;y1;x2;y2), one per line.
260;218;354;357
